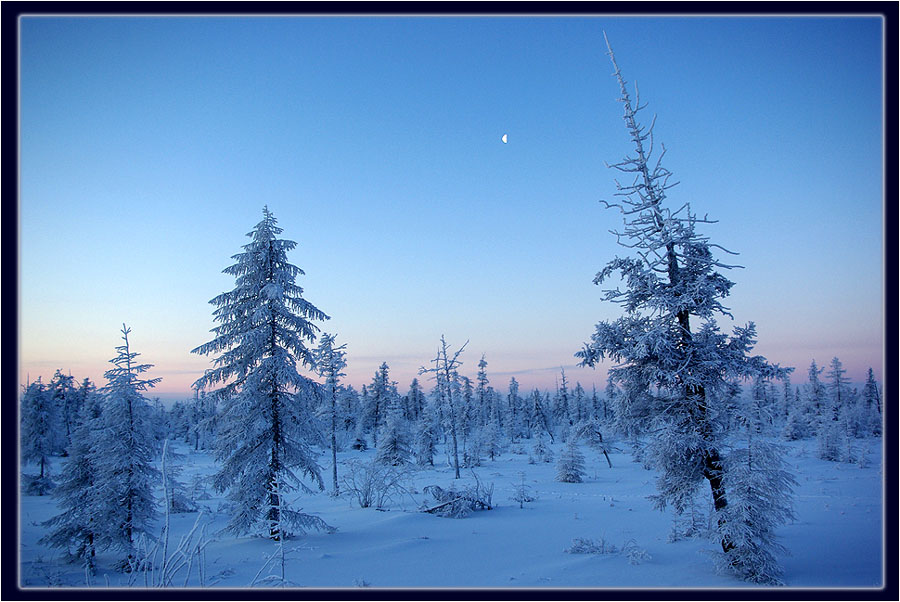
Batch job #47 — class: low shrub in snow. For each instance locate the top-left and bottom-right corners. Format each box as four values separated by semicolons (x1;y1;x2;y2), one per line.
421;473;494;518
341;459;413;510
565;536;618;555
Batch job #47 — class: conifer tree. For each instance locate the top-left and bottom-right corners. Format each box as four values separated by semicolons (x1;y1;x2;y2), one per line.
476;355;491;426
862;368;882;436
368;363;395;447
506;377;522;440
804;360;827;433
21;379;56;494
414;401;438;467
716;399;796;584
375;397;412;466
406;378;426;422
94;325;161;569
313;333;347;495
576;36;789;566
48;369;78;455
41;390;104;570
192;207;330;539
556;439;586;483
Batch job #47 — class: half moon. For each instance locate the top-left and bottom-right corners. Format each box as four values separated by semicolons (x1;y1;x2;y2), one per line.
501;133;508;144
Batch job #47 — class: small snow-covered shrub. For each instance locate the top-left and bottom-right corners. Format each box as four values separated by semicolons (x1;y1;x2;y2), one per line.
421;473;493;518
532;434;553;464
509;472;537;509
565;537;617;555
342;459;412;510
622;539;651;565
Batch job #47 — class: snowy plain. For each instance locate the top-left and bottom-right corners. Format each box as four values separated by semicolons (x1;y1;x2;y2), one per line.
19;436;884;591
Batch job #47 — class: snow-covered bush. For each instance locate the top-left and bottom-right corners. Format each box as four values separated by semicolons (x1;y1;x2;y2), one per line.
342;459;412;510
565;536;617;555
622;539;652;565
421;473;493;518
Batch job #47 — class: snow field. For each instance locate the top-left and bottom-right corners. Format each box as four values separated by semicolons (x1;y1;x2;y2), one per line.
19;436;883;589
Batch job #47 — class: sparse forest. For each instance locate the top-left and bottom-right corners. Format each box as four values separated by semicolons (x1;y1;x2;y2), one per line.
18;35;884;591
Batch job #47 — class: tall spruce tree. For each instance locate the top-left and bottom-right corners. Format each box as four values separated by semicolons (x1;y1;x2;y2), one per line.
192;207;330;539
576;36;789;570
93;325;161;569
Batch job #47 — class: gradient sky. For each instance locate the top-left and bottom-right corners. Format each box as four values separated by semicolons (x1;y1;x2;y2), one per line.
18;15;885;400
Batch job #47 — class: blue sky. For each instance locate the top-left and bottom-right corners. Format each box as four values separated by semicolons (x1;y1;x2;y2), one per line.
18;15;884;399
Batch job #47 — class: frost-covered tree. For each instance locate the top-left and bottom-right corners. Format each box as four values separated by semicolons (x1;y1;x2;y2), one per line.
420;336;467;479
572;382;588;424
803;360;827;433
48;370;78;455
531;431;554;464
314;333;347;495
556;439;586;483
506;377;523;440
716;400;797;584
476;354;491;426
40;389;104;569
405;378;426;422
93;325;161;569
414;401;439;467
192;207;330;540
552;368;571;428
528;388;553;442
862;367;882;436
481;413;503;461
367;363;396;447
375;398;412;467
21;379;56;494
825;357;851;424
576;36;789;563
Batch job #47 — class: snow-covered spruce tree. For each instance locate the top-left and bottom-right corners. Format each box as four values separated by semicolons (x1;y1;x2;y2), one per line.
716;400;797;584
552;368;571;429
192;207;331;540
20;379;56;495
93;324;161;570
576;37;790;563
556;439;586;483
476;354;491;427
803;360;827;434
313;332;347;496
531;431;554;464
825;357;851;424
48;369;79;455
862;367;882;436
405;378;426;422
375;397;412;466
816;357;852;461
367;362;395;448
414;400;438;467
506;377;523;440
40;389;104;569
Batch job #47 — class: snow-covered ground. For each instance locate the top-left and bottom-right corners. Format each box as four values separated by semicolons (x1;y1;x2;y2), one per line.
18;436;883;590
